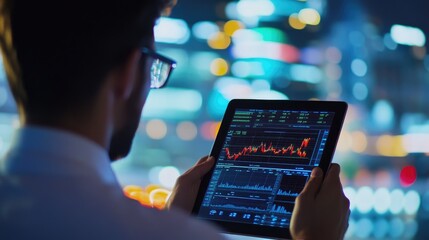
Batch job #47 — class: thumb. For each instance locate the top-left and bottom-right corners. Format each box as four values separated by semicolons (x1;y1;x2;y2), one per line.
300;167;323;197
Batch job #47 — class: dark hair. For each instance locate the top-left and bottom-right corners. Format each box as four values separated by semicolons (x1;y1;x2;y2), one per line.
0;0;170;117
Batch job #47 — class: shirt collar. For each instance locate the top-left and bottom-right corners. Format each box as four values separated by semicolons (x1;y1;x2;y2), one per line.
4;125;118;185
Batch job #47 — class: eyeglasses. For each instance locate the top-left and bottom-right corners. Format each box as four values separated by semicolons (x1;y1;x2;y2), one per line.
142;48;177;89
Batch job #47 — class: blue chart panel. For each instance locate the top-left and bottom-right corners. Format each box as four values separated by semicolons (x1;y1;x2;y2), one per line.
210;194;268;211
218;182;273;191
277;189;300;197
270;203;294;214
275;174;308;202
217;167;278;192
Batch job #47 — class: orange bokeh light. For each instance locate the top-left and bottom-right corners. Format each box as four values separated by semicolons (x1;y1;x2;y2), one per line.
123;184;172;209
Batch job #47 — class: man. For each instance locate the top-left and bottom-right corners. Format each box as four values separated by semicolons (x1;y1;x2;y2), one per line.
0;0;349;239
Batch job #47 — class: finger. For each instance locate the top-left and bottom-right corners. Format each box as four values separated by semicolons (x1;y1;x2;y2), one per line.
195;156;210;166
324;163;341;183
300;167;323;197
183;157;215;181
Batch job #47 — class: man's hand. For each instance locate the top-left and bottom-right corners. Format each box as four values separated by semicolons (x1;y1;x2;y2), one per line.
166;156;215;213
290;164;350;240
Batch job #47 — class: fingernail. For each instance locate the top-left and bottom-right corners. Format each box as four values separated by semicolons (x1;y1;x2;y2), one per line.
311;168;322;177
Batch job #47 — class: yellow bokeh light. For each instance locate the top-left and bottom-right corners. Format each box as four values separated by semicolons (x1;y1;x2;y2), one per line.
288;13;306;30
210;58;229;76
298;8;321;26
376;135;407;157
149;188;171;210
224;20;245;36
208;32;231;49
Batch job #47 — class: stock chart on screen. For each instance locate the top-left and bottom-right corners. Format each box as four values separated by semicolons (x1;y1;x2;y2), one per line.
197;108;334;228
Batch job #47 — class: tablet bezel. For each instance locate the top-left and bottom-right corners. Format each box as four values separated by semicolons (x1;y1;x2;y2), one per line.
192;99;348;239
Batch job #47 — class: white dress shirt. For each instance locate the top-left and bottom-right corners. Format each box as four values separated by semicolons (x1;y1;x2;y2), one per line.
0;126;225;240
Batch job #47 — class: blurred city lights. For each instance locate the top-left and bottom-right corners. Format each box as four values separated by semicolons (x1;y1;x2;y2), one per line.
373;188;391;214
390;24;426;47
390;189;405;214
383;33;398;50
148;188;171;209
298;8;321;25
146;119;168;140
352;82;369;101
190;52;220;75
404;219;419;239
373;218;389;239
372;100;395;130
389;217;405;238
356;186;374;213
232;29;264;44
232;41;300;62
208;32;231;49
200;121;221;140
158;166;180;189
148;167;163;184
176;121;198;141
399;166;417;187
252;27;287;43
288;13;306;30
143;88;203;119
403;190;420;215
210;58;229;76
350;131;367;153
236;0;275;17
192;21;220;40
231;61;265;78
251;79;271;92
249;90;288;100
214;77;253;100
289;64;323;84
154;17;190;44
301;47;324;65
325;47;342;64
402;133;429;153
324;64;343;81
224;20;245;36
375;135;407;157
355;218;373;238
350;59;368;77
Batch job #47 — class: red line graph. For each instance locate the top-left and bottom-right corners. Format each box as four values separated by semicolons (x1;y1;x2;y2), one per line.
225;138;311;160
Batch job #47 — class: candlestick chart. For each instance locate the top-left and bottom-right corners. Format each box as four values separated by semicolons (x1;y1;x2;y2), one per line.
222;131;318;165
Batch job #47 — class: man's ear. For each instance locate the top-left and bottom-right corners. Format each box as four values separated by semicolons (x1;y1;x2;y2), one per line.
112;49;141;100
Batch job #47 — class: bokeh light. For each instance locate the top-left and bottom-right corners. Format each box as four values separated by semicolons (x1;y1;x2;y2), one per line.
146;119;168;140
224;20;245;36
176;121;198;141
400;166;417;187
210;58;229;76
208;32;231;49
158;166;180;189
298;8;321;26
288;13;306;30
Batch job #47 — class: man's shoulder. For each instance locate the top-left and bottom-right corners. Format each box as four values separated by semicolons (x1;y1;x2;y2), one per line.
0;174;224;239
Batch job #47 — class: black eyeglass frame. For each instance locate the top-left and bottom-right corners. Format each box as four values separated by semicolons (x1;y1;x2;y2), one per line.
142;47;177;89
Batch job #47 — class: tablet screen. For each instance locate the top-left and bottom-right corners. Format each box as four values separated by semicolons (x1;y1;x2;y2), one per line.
196;108;335;228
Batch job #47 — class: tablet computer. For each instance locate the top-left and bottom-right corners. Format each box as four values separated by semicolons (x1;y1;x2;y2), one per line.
192;99;348;239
